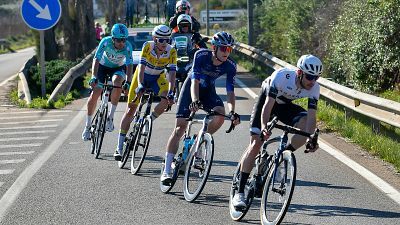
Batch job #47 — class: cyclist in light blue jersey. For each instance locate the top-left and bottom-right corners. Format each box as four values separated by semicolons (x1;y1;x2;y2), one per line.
82;23;134;141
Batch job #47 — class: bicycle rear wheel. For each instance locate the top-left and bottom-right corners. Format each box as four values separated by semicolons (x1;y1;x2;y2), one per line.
260;150;297;225
94;105;108;159
118;131;135;169
183;133;214;202
130;116;153;174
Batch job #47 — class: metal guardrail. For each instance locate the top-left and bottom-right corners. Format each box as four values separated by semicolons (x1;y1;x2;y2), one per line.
232;41;400;130
47;50;95;103
17;56;38;104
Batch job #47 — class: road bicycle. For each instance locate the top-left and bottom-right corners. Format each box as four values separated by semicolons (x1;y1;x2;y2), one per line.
160;106;235;202
229;116;319;224
118;89;155;174
90;78;120;159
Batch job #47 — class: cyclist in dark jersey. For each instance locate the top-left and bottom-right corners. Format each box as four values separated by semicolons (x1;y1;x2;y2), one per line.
160;31;241;184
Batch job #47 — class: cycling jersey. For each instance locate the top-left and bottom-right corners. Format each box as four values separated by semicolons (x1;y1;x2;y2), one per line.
176;49;237;118
190;49;236;92
127;41;177;104
139;41;177;76
95;37;133;68
249;68;320;134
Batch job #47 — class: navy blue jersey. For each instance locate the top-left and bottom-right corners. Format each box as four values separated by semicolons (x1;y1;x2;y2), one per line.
189;49;236;92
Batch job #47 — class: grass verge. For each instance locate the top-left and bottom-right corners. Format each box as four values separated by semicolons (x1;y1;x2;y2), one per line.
10;89;80;109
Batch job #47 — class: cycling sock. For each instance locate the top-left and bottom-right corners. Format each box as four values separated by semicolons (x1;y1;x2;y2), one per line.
151;111;159;121
164;152;175;174
85;115;92;128
285;144;296;151
109;104;117;120
238;172;250;193
117;130;127;151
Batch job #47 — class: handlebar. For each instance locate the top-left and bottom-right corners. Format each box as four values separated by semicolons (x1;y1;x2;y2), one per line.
186;106;236;133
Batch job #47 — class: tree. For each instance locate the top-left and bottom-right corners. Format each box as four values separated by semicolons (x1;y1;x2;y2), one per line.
59;0;97;61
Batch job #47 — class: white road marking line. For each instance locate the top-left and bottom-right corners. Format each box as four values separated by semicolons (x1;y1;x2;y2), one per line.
0;151;34;156
235;77;400;206
0;136;49;142
0;159;25;164
0;75;17;87
0;115;67;120
0;119;63;125
0;110;72;115
0;130;56;135
0;170;14;175
0;104;86;221
0;182;4;188
0;143;42;149
0;125;58;130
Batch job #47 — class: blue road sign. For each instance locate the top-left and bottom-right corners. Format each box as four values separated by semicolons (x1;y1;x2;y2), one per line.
21;0;62;30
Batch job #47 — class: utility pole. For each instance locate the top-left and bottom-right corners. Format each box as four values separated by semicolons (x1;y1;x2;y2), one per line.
206;0;210;36
247;0;254;46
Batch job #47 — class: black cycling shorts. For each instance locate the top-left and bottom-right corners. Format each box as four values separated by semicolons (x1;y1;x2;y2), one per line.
249;86;307;135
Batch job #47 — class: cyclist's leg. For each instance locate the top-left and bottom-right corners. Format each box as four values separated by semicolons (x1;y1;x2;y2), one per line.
115;69;141;154
151;73;169;120
161;79;191;179
108;68;125;119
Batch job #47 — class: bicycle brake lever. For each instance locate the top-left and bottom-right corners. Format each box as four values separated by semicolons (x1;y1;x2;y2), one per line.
225;122;235;133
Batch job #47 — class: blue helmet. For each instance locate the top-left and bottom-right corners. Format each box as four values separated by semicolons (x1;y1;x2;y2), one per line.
111;23;128;39
211;31;234;47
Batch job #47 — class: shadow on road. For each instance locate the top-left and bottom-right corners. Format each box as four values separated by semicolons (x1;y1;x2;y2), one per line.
296;179;355;190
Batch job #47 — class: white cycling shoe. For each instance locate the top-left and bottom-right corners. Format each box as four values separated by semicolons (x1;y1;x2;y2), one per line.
232;193;246;209
82;127;90;141
106;118;114;132
160;172;173;185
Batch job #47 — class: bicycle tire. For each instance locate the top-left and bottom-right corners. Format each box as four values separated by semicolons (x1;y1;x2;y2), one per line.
90;110;100;154
130;116;153;174
183;133;214;202
118;131;135;169
260;150;297;225
229;163;254;221
94;105;108;159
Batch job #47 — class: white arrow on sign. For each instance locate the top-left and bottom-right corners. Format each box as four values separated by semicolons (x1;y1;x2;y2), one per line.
29;0;52;20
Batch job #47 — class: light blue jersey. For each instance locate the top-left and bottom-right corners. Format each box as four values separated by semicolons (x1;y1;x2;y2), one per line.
95;37;133;68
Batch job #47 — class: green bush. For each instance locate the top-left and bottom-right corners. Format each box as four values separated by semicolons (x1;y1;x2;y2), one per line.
28;59;76;97
327;0;400;93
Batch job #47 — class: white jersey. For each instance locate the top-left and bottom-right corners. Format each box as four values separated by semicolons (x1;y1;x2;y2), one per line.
263;68;320;106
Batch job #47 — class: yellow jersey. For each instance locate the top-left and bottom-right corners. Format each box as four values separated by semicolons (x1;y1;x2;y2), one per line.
139;41;177;75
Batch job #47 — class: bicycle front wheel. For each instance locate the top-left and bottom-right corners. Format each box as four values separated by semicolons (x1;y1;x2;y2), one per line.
260;150;297;225
94;105;108;159
90;110;100;154
183;133;214;202
160;156;183;193
131;116;153;174
118;132;135;169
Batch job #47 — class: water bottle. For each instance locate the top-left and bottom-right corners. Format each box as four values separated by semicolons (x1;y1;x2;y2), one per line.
182;137;191;161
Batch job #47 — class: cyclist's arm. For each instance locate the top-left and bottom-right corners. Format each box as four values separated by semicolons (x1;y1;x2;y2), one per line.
125;42;134;83
137;64;146;84
226;91;235;112
168;48;178;91
137;42;150;85
261;96;275;130
305;107;317;134
191;78;200;102
91;59;100;78
125;64;133;83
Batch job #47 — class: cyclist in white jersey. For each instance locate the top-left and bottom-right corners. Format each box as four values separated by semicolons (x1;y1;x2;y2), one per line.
81;23;133;141
232;54;322;208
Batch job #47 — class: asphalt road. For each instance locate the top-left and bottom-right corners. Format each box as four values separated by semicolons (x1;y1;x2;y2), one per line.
0;47;35;83
0;74;399;224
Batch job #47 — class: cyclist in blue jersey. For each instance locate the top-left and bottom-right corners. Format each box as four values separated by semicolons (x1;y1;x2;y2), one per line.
160;31;241;183
82;23;134;141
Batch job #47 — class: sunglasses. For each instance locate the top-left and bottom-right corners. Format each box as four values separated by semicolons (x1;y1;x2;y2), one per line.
219;46;233;53
156;38;170;44
114;38;126;43
304;73;319;81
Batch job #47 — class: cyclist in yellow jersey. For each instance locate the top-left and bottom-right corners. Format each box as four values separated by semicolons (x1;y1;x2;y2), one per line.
114;25;177;161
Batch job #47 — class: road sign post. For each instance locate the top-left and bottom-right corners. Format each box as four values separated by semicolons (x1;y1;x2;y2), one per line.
21;0;61;97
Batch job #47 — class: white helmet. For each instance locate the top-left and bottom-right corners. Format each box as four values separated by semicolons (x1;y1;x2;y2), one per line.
177;14;192;32
152;25;171;38
176;0;191;13
296;54;323;76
